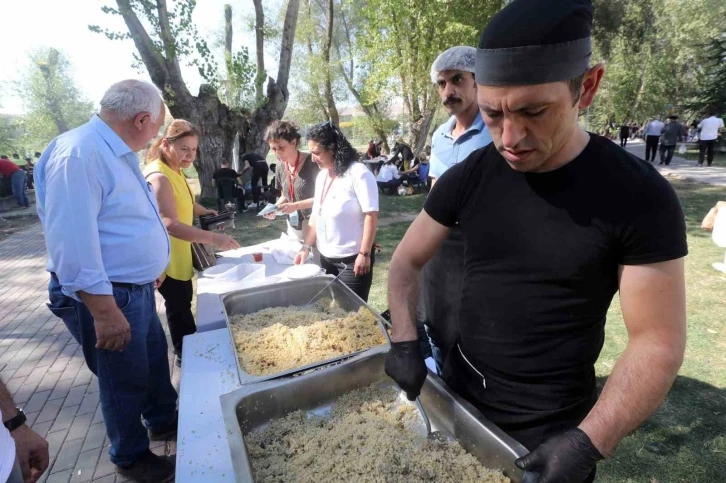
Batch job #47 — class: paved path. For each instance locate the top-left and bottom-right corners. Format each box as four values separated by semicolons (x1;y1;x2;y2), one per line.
0;223;178;483
622;140;726;187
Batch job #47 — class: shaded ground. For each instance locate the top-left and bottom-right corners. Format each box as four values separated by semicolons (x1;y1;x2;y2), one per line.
0;215;40;242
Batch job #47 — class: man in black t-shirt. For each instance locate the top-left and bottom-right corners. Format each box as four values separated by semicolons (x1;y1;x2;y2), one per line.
212;161;246;211
384;1;687;482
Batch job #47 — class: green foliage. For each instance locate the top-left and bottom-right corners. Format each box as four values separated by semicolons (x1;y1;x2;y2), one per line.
13;48;94;153
693;33;726;114
222;47;258;110
588;0;726;131
89;0;219;85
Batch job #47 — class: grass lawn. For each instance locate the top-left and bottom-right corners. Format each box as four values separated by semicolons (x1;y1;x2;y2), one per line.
679;147;726;166
206;177;726;482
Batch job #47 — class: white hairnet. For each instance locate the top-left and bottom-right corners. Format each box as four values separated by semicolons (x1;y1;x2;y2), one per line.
430;46;477;83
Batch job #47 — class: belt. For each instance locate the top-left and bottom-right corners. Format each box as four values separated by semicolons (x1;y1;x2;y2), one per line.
111;281;137;289
51;273;140;290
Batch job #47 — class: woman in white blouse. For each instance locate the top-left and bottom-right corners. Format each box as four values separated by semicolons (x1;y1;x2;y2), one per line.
294;122;379;301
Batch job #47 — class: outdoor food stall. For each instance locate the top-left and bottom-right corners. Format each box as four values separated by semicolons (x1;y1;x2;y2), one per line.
175;235;535;482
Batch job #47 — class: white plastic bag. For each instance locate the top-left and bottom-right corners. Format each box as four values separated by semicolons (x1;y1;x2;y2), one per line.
678;144;687;155
713;209;726;248
397;185;407;196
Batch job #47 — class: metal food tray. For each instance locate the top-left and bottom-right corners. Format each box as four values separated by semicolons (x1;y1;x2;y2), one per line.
220;276;391;386
220;347;535;483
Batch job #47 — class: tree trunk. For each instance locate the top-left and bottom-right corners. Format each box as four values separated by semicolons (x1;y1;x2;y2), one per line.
252;0;266;105
321;0;339;126
409;108;436;157
115;0;300;197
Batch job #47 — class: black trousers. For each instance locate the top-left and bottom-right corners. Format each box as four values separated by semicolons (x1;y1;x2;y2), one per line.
377;179;403;195
157;275;196;358
699;139;716;166
320;251;375;302
645;135;660;161
251;163;269;204
659;144;676;165
620;136;628;147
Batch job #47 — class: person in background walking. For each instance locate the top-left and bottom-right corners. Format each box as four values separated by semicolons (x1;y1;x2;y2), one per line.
0;155;29;208
239;151;269;208
697;109;724;167
144;120;239;367
36;79;178;482
643;116;665;162
295;122;379;301
619;122;630;147
659;115;684;166
630;122;639;139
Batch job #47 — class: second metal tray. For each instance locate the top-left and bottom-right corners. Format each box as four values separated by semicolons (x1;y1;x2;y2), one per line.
220;347;534;483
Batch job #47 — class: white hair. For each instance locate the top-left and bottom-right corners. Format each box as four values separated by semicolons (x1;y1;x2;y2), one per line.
430;46;477;84
100;80;163;122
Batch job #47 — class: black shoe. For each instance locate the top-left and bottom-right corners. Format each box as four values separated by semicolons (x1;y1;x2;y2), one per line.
116;450;175;483
149;411;178;441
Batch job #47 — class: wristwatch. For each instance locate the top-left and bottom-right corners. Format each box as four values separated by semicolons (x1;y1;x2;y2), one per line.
3;407;26;432
359;251;370;258
302;243;312;251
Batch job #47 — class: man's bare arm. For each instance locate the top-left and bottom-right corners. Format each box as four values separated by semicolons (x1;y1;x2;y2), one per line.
388;211;451;342
579;258;686;456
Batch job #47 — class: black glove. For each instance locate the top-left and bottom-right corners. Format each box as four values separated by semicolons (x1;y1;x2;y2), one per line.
515;428;603;483
384;340;427;401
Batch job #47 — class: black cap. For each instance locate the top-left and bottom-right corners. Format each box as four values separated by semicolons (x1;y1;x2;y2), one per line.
476;0;594;86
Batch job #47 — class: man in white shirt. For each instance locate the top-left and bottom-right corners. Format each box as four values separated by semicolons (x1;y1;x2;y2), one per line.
376;161;402;194
643;116;665;162
697;110;724;166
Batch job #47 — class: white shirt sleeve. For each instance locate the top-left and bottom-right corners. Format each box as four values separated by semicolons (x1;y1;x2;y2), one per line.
352;163;379;213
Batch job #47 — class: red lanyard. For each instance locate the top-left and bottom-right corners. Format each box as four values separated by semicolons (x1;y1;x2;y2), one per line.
286;151;301;201
318;174;336;215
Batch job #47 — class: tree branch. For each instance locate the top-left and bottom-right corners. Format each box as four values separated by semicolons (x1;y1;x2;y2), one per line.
252;0;265;105
274;0;301;108
115;0;169;88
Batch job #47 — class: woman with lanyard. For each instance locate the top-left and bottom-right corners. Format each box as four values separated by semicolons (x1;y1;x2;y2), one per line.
263;120;319;240
144;120;239;365
294;122;379;302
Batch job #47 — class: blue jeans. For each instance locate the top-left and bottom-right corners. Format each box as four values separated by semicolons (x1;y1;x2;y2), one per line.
11;170;28;207
47;274;178;467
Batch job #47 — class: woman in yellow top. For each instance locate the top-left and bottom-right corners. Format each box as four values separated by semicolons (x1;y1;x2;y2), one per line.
144;119;239;365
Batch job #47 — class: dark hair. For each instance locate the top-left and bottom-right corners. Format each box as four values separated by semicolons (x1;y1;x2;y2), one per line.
12;153;18;158
265;120;301;146
34;152;41;157
566;73;585;105
0;155;7;159
307;122;358;176
145;119;200;166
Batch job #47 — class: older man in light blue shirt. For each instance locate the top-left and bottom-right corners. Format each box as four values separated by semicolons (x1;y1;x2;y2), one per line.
420;46;493;375
35;80;178;482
